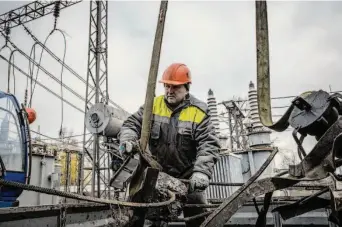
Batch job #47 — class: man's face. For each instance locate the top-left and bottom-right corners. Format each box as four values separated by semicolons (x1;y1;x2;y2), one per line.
164;84;187;105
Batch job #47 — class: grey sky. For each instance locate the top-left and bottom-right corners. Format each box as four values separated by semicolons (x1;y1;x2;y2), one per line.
0;1;341;161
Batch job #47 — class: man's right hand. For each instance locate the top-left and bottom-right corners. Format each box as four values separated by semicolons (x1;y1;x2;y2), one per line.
119;141;137;156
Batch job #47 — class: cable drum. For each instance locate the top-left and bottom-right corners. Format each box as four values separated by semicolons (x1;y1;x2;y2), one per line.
85;103;124;138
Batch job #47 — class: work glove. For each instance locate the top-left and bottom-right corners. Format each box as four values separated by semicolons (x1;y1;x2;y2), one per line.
189;172;210;193
119;141;137;157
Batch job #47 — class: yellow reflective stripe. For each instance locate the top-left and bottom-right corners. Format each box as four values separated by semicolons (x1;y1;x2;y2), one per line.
179;106;206;124
152;95;172;118
152;95;206;124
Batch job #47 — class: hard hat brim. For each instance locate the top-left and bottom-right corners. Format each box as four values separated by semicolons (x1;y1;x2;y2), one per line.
159;79;189;85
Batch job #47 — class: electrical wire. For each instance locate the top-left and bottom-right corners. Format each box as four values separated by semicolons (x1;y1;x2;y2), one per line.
24;1;66;138
31;130;90;141
27;42;38;107
0;32;86;105
25;28;67;140
0;54;84;113
20;24;129;116
7;49;17;95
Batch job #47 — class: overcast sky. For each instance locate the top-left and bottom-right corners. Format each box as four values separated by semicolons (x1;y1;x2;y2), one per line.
0;1;341;164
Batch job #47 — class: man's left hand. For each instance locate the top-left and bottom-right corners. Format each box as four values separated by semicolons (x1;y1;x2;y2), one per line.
189;172;209;193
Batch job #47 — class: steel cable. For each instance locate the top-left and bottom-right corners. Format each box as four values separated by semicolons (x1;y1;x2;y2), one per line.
21;24;128;114
0;178;176;208
0;55;84;113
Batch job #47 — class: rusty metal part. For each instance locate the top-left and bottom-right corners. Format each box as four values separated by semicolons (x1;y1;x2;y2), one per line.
174;211;213;222
0;202;129;224
146;172;188;223
201;176;334;227
273;188;330;220
198;111;342;226
289;116;342;179
182;179;327;188
180;179;244;187
110;154;139;189
255;0;293;131
200;147;278;227
255;192;273;227
151;211;214;223
127;167;160;227
128;2;168;207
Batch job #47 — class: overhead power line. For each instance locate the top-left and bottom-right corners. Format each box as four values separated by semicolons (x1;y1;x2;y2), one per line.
0;31;88;103
21;24;129;115
218;90;342;104
0;54;84;113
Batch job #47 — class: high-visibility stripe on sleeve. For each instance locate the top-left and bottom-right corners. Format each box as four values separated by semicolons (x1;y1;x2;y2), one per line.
152;95;172;118
179;106;206;124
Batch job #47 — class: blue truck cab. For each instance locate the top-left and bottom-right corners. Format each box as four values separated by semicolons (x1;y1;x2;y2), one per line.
0;91;29;207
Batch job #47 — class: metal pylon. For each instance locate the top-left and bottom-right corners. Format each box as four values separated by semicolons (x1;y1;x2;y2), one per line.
78;0;110;198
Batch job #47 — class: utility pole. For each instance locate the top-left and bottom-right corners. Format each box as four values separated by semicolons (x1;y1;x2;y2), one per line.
78;0;109;198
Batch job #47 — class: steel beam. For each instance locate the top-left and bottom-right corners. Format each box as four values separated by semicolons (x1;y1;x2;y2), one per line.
0;203;122;227
0;1;81;31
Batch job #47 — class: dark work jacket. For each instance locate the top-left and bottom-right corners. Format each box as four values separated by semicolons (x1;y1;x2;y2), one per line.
118;94;221;179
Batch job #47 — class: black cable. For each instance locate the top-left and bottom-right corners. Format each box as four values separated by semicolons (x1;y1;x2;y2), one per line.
7;49;17;95
51;28;67;139
21;24;128;114
0;33;86;106
29;31;58;107
0;55;84;113
27;42;38;107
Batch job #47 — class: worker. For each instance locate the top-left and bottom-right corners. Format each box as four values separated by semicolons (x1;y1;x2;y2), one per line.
118;63;221;226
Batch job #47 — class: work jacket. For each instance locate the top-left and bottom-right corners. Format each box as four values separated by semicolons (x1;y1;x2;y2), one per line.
118;94;221;179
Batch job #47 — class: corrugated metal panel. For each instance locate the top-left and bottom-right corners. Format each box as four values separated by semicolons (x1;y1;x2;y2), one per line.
205;149;275;200
206;154;243;199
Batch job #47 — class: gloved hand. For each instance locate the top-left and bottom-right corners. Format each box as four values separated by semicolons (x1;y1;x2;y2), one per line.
189;172;210;193
119;141;136;156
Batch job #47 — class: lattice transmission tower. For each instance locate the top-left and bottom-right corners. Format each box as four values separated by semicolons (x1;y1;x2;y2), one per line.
78;0;111;198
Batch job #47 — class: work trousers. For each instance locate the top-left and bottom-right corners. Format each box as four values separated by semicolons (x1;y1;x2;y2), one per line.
144;191;208;227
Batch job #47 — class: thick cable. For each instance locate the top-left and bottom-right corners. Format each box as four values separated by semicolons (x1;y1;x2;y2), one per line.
0;178;175;208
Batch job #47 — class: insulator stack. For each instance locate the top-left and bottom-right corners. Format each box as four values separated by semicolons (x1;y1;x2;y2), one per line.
53;1;61;29
248;81;263;131
53;1;61;18
247;81;271;147
207;89;220;133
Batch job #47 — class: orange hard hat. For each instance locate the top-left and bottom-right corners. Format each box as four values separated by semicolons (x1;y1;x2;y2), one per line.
159;63;192;85
25;107;36;124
